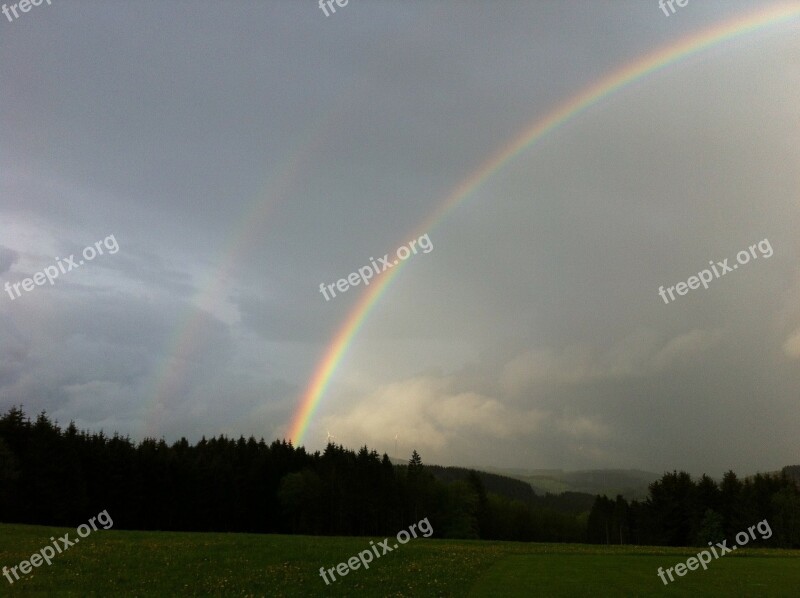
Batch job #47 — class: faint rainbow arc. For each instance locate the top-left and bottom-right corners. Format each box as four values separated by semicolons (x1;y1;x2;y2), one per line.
287;3;800;445
142;4;436;438
143;124;330;438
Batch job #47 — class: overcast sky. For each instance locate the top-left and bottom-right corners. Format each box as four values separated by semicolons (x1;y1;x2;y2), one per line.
1;0;798;476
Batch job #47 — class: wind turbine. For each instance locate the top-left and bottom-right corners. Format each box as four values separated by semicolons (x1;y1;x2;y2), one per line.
326;430;335;445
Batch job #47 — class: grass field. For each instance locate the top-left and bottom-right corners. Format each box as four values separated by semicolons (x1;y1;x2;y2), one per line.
1;523;799;596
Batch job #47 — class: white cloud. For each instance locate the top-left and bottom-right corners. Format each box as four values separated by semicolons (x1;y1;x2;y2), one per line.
500;328;720;395
784;328;800;359
323;375;546;453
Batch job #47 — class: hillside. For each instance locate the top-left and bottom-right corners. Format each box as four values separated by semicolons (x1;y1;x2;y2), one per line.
480;467;661;500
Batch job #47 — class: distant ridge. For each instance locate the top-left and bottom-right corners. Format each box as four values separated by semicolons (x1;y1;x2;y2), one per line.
478;467;661;500
388;459;800;500
426;465;535;503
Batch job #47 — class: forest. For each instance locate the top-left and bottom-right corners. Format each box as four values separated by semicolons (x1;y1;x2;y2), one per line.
587;468;800;548
1;407;797;547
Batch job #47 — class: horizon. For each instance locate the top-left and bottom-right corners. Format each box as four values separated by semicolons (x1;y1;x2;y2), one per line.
4;404;796;483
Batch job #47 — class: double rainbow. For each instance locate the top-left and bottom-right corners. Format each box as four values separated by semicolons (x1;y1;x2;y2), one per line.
286;4;800;445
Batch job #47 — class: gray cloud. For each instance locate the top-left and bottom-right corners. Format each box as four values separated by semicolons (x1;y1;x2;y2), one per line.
0;246;18;274
0;0;798;475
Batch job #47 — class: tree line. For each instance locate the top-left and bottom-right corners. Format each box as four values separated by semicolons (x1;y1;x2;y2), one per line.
587;469;800;548
1;407;797;547
0;407;584;541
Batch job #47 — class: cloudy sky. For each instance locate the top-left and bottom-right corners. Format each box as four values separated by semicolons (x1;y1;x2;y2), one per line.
1;0;798;476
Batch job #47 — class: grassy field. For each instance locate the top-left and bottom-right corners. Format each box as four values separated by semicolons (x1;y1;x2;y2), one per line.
1;523;799;596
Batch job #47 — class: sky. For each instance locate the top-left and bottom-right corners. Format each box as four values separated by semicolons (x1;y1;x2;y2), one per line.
1;0;798;477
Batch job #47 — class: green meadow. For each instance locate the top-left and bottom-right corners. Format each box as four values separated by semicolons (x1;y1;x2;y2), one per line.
1;523;799;597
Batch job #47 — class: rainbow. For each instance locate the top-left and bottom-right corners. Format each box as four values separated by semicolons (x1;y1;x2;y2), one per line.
143;120;332;438
141;5;430;438
286;4;800;446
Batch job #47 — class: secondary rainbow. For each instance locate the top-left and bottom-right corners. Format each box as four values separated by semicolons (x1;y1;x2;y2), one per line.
287;4;800;445
143;123;329;438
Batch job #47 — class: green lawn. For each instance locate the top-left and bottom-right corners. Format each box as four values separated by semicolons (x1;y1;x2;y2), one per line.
1;523;798;596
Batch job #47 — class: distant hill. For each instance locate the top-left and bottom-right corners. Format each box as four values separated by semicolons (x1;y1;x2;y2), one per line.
390;456;659;502
479;467;661;500
389;457;539;503
407;461;800;509
425;464;535;503
422;465;597;515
